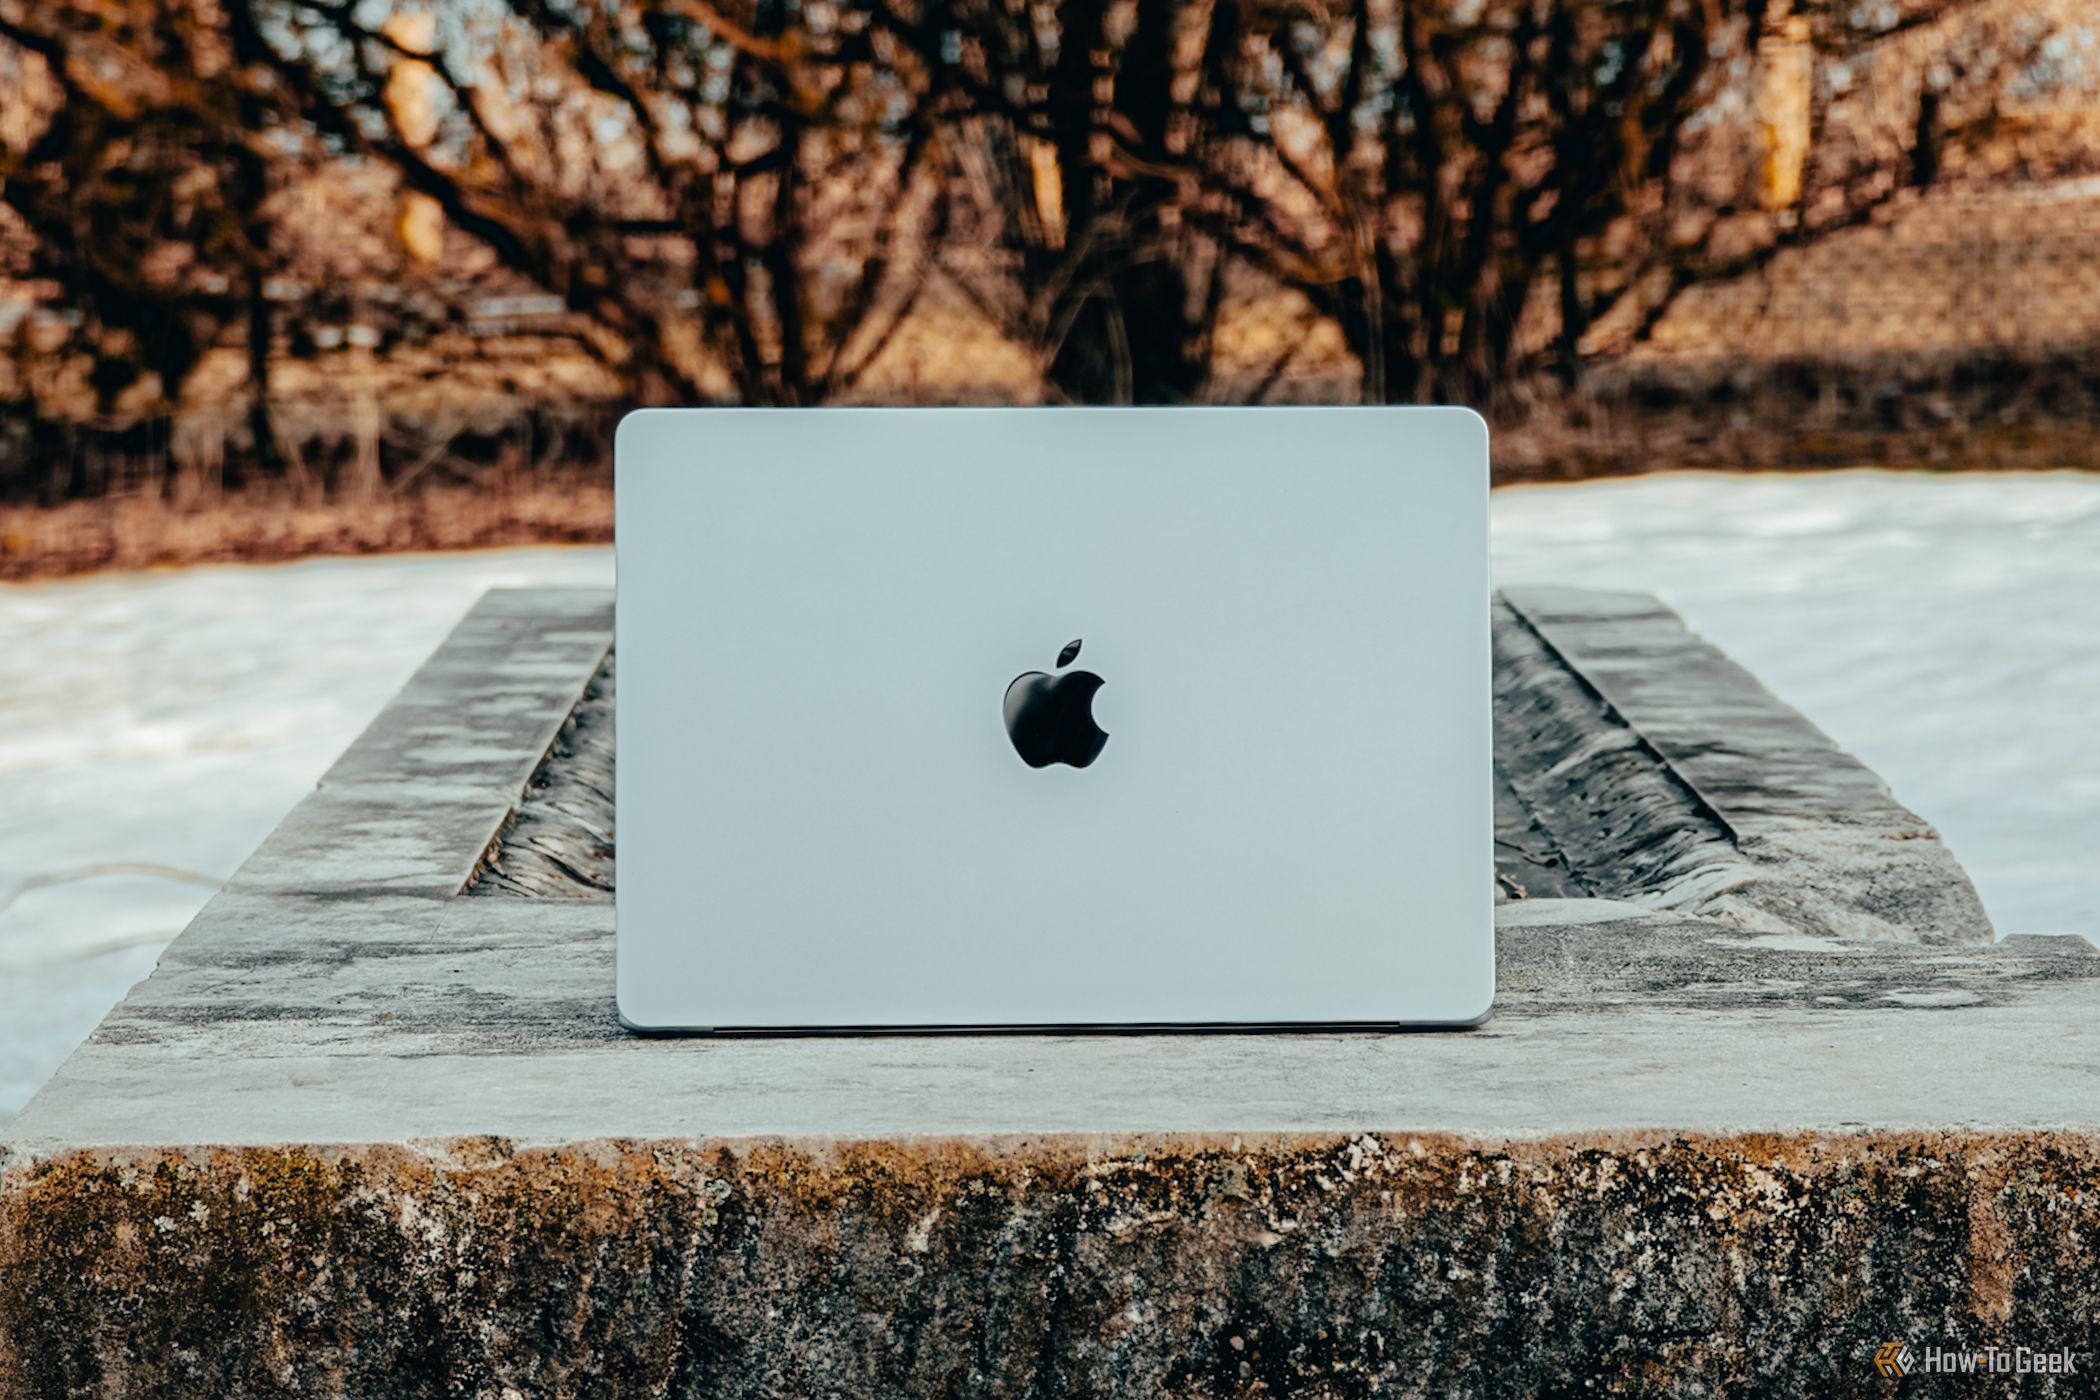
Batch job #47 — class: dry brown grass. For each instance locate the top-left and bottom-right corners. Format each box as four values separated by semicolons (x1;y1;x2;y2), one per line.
0;475;612;582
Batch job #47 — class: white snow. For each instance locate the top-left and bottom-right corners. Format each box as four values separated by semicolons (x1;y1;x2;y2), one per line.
1493;470;2100;943
0;547;615;1126
1;469;2095;1127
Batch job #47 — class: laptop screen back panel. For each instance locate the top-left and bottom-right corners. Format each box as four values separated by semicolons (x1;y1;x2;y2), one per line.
615;407;1492;1030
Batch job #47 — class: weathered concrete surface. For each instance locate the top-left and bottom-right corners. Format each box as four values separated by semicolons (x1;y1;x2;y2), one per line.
1496;586;1994;943
7;1133;2100;1397
5;892;2099;1145
0;587;2083;1397
230;589;612;899
468;654;616;898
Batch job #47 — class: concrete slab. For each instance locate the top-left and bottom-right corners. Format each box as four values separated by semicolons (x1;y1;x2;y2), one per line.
1496;586;1994;941
2;586;2085;1398
0;585;2036;1148
5;892;2097;1148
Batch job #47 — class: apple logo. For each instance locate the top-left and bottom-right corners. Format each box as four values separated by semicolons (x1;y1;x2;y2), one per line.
1003;639;1109;769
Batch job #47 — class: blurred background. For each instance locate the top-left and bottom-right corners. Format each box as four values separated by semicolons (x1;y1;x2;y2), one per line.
3;0;2099;563
2;0;2098;1121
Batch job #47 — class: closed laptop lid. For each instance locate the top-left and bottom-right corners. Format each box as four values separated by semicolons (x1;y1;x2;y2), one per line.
615;407;1492;1030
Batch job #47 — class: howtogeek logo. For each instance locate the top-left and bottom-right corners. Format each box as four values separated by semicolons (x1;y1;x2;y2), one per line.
1876;1342;2080;1377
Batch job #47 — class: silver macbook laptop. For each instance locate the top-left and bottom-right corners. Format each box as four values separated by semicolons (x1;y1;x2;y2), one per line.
615;407;1492;1031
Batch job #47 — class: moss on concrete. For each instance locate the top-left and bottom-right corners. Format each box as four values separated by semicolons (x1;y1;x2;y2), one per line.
6;1131;2099;1396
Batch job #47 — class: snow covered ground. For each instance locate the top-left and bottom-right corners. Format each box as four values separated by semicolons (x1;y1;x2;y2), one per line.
2;469;2095;1126
1494;471;2100;943
0;548;616;1126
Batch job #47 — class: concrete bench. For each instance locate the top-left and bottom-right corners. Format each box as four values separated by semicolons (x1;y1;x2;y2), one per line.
4;587;2095;1397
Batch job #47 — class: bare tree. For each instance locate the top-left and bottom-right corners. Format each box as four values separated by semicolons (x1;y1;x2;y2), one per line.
0;0;300;491
915;0;1238;403
918;0;2082;405
1596;0;2092;358
256;0;952;405
3;0;2088;492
